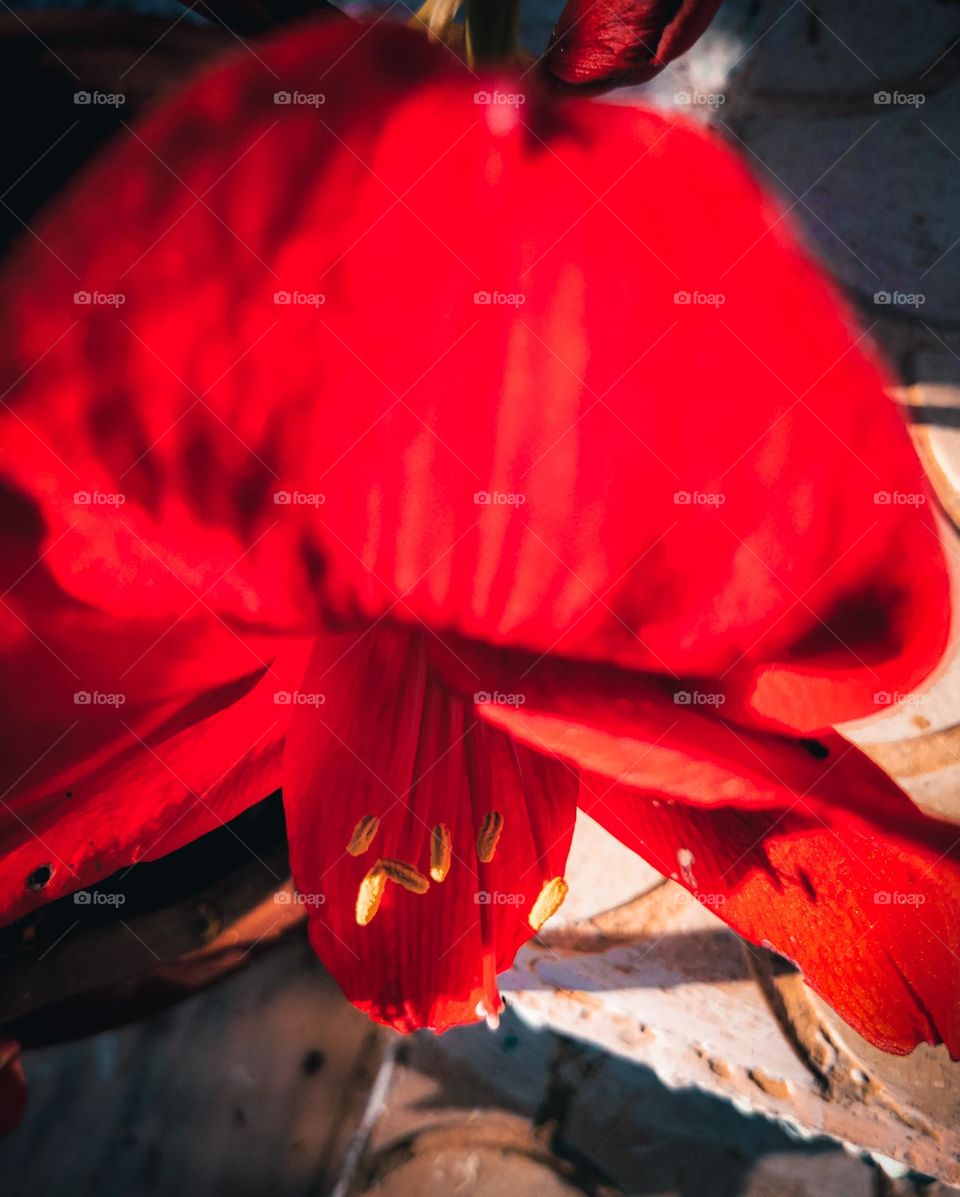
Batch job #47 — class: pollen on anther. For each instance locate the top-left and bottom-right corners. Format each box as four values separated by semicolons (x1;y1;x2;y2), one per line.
528;876;569;931
346;814;380;856
355;865;386;926
476;811;504;864
430;824;452;882
380;858;430;895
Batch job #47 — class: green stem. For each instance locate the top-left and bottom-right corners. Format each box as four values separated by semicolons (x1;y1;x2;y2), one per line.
465;0;521;67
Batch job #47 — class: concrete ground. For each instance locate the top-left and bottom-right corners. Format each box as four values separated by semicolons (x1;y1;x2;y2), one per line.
0;935;935;1197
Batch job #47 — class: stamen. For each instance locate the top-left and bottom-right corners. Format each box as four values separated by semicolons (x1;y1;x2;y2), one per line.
476;951;504;1030
430;823;452;882
379;857;430;894
528;876;569;931
355;865;386;926
346;814;380;856
475;995;504;1031
476;811;504;863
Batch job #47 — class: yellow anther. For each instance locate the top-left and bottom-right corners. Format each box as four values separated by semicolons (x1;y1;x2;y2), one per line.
355;865;386;927
379;858;430;895
346;814;380;857
476;811;504;864
430;823;452;882
528;877;569;931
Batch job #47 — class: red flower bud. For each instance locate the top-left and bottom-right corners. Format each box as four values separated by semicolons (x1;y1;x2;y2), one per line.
545;0;724;90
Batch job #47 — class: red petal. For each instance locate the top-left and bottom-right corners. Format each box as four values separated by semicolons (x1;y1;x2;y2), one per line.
0;657;304;926
438;645;947;799
0;19;945;733
282;625;578;1032
0;553;312;925
581;762;960;1058
0;480;312;926
545;0;724;90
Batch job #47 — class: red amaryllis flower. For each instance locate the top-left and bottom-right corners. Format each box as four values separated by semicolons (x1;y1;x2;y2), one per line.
545;0;724;90
0;18;956;1050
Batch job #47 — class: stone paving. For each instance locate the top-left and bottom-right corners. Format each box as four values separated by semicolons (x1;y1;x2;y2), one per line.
0;936;920;1196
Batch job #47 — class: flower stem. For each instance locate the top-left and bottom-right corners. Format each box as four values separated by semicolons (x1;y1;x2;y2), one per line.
465;0;520;67
409;0;463;39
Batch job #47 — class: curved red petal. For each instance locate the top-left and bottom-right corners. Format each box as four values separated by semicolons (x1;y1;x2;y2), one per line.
282;625;578;1032
545;0;724;90
581;762;960;1058
0;19;946;734
0;482;312;926
437;645;948;803
0;595;311;925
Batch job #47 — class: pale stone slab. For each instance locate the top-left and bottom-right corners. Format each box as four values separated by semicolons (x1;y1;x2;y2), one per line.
843;353;960;821
732;99;960;324
744;0;960;98
554;810;663;925
910;350;960;502
0;941;382;1197
505;884;960;1185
